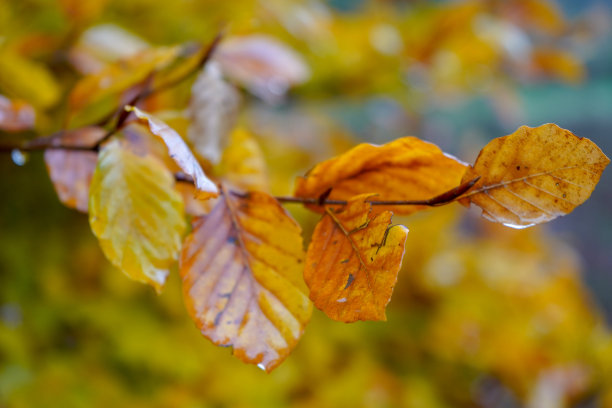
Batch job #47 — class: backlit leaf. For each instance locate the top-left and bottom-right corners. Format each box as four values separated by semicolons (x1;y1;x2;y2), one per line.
0;95;35;132
216;128;269;192
459;124;609;228
180;188;311;371
127;106;219;199
187;62;240;165
44;126;106;212
216;35;310;103
304;194;408;322
89;139;186;292
295;137;468;215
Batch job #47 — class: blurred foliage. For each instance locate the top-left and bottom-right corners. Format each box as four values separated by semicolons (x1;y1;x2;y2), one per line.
1;0;611;406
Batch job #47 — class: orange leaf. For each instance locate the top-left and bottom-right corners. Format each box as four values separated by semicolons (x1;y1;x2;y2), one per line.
459;124;609;228
66;46;179;128
44;126;106;212
180;187;311;372
304;194;408;322
127;106;219;199
0;95;35;132
295;137;467;215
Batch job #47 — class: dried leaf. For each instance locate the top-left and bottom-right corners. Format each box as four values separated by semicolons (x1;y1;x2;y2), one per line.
295;137;468;215
0;95;35;131
459;124;609;228
66;46;179;128
89;139;186;292
187;62;241;165
44;126;106;212
216;34;310;103
305;194;408;322
180;188;311;371
216;128;269;192
127;106;218;199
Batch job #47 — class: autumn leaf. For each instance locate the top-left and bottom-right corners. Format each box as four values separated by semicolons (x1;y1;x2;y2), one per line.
215;128;269;192
180;188;311;371
44;126;106;212
187;62;240;165
216;34;310;103
66;46;179;128
127;106;219;199
89;139;186;292
459;124;609;227
304;194;408;322
0;95;35;132
295;137;467;215
0;49;61;108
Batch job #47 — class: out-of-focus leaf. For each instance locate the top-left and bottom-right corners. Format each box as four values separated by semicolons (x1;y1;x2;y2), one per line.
216;34;310;103
66;46;180;128
531;48;584;83
68;24;150;74
180;188;311;371
295;137;468;215
0;49;60;108
216;128;269;192
89;139;186;292
459;124;609;227
187;62;240;165
0;95;35;131
127;106;218;199
304;194;407;322
44;126;106;212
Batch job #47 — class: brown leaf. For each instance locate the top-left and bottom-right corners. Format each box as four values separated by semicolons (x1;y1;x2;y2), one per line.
44;126;106;212
216;35;310;103
304;194;408;322
459;124;609;227
187;62;240;165
127;106;218;199
0;95;35;132
180;188;312;371
295;137;468;215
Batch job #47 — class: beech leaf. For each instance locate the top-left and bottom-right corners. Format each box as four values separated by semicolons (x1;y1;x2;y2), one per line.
295;137;468;215
44;126;106;212
0;95;35;132
304;194;408;322
187;62;240;165
127;106;219;199
180;188;312;372
89;139;186;292
459;124;610;228
216;34;310;103
216;128;269;193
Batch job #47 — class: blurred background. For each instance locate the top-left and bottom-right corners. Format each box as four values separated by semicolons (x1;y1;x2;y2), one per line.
1;0;611;406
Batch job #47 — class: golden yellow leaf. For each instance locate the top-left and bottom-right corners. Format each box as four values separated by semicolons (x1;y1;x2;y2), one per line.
180;188;311;371
295;137;467;215
216;128;269;192
44;126;106;212
127;106;219;199
0;49;61;108
304;194;408;322
89;139;186;292
459;124;609;227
